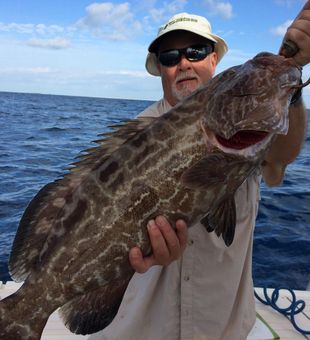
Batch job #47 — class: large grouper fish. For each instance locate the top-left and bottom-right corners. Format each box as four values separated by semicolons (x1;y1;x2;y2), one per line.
0;52;306;339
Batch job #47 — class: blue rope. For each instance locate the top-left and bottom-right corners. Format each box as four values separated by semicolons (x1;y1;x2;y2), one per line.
254;286;310;335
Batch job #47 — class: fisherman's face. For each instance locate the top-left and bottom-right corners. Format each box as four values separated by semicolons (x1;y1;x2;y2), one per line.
157;31;218;106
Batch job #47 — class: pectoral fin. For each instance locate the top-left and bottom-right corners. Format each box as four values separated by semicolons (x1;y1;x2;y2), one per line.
181;153;245;190
200;196;236;246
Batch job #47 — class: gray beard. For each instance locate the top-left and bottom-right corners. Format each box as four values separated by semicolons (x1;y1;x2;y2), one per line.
171;72;201;102
171;85;193;102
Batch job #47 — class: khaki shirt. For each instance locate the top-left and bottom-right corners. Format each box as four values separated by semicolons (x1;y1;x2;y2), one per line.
89;99;261;340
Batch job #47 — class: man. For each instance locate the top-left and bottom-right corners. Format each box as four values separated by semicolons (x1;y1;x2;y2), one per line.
91;10;309;340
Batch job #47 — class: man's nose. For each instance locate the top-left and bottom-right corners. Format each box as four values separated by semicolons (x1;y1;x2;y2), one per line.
178;55;193;70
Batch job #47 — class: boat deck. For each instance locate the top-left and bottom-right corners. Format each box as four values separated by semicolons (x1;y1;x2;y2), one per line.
1;281;309;339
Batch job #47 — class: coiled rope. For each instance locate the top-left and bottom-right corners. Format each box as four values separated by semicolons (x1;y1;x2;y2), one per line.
254;287;310;336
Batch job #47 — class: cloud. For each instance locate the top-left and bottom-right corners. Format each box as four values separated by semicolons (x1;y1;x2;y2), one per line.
149;0;188;23
27;37;71;49
0;67;53;75
76;2;142;40
0;22;66;35
203;0;233;19
0;66;149;79
33;24;65;35
0;22;33;34
270;19;293;36
98;70;149;78
0;2;147;43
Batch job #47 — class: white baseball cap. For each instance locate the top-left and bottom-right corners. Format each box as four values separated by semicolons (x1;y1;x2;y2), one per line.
145;13;228;76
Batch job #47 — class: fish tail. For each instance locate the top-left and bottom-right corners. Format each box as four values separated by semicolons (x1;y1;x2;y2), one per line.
0;285;50;340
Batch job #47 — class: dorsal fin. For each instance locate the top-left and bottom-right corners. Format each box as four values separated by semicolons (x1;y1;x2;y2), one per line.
67;117;154;177
9;116;155;281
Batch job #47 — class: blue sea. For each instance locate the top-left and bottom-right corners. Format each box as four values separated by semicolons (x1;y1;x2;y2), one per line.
0;91;309;290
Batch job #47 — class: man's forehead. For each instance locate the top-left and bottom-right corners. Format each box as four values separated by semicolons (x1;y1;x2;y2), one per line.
158;30;211;51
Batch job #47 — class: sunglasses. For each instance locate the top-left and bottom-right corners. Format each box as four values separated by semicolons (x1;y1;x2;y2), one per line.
158;44;214;67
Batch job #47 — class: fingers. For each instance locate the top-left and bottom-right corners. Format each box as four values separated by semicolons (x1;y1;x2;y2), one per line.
129;247;157;274
153;216;183;262
148;218;171;263
285;22;310;65
129;216;188;273
282;8;310;65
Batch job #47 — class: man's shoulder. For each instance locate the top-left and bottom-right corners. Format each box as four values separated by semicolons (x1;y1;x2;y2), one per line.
138;98;171;118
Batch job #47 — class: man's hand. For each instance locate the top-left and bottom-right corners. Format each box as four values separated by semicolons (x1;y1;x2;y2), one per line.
129;216;188;273
282;0;310;66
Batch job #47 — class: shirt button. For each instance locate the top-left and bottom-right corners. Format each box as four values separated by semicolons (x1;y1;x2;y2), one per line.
184;275;190;281
188;239;194;246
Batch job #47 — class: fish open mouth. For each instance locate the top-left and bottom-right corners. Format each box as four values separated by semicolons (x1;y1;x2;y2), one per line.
216;130;269;150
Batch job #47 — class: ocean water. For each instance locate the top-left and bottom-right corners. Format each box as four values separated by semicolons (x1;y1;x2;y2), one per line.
0;91;309;290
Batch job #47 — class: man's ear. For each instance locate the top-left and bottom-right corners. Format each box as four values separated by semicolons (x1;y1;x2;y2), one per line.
210;52;218;75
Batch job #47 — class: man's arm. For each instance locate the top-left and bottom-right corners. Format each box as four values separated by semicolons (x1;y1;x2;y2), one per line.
262;2;310;186
262;100;308;186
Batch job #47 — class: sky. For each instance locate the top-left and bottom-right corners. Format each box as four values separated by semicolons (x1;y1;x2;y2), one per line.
0;0;309;106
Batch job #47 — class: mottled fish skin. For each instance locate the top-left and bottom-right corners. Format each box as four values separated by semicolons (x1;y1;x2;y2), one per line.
0;53;302;339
